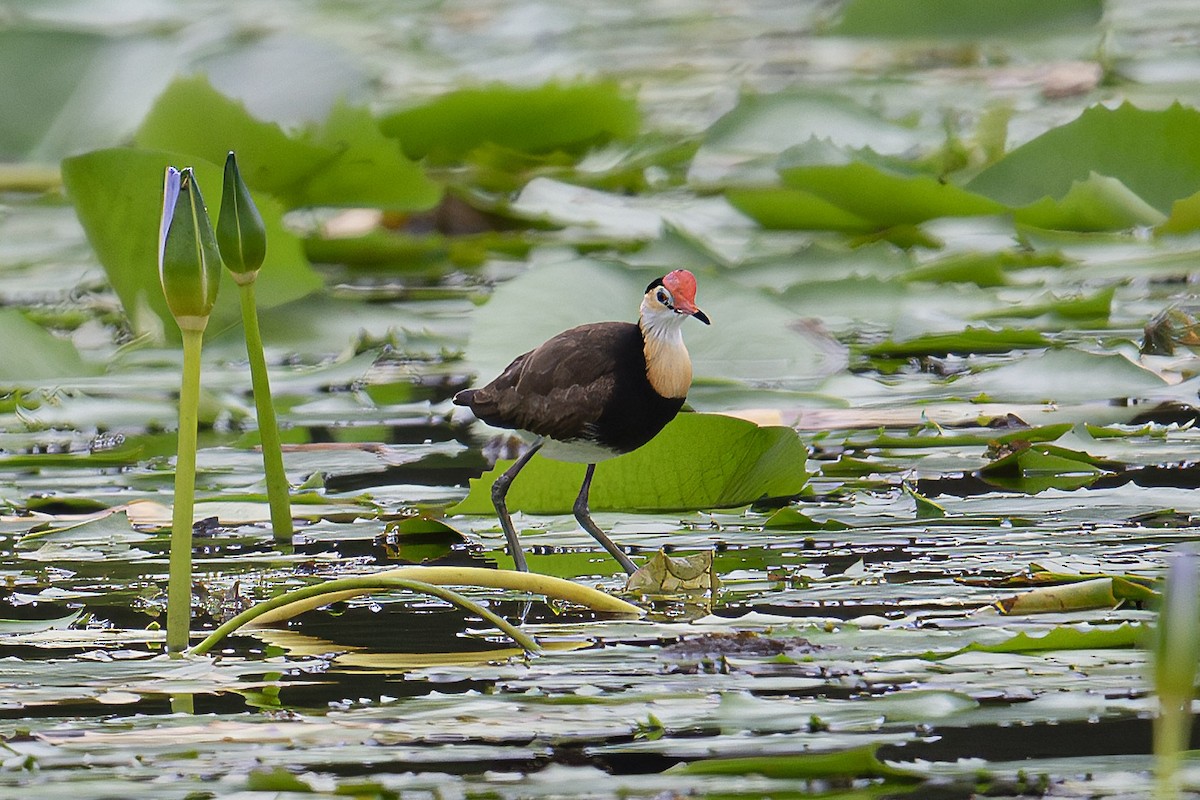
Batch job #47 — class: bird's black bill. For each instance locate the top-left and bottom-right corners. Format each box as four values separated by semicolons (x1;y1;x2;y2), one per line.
692;308;711;325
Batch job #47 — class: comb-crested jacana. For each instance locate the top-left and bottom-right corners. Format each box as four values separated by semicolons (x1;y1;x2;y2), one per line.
454;269;709;575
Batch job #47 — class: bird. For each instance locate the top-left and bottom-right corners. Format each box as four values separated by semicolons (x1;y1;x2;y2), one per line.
454;269;710;575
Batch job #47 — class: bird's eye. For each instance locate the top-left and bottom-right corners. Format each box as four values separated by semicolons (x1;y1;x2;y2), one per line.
656;288;671;306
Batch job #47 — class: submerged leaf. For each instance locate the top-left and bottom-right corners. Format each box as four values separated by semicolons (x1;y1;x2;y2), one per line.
452;413;808;515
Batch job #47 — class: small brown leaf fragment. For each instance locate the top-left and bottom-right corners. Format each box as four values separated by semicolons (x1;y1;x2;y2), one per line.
626;549;720;596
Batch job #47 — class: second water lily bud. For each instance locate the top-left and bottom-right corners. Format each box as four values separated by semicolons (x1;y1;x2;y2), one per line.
159;166;221;331
216;151;266;280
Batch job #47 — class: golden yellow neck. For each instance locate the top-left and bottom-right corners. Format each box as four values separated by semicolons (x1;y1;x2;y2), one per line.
642;326;692;399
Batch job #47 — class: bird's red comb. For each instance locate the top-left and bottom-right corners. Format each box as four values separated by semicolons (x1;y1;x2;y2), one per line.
662;269;698;302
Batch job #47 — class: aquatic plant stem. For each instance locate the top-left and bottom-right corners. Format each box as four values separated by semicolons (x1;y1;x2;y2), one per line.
189;576;541;656
247;566;644;623
1154;700;1187;800
166;325;205;655
236;277;292;542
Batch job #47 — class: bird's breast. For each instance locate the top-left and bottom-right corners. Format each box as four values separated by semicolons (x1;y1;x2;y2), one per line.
643;335;692;400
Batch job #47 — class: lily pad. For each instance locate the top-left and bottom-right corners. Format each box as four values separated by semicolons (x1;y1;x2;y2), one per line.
135;76;440;210
379;81;640;162
830;0;1103;38
452;413;808;515
968;103;1200;216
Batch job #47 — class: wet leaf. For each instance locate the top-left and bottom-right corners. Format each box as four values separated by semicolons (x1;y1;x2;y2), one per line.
452;413;808;515
670;743;920;781
927;623;1145;659
762;507;851;530
0;610;82;635
626;550;719;596
904;485;946;519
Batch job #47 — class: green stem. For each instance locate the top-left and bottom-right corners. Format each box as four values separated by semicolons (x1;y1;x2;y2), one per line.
189;576;540;656
167;326;205;654
238;279;293;543
0;163;61;193
1154;697;1189;800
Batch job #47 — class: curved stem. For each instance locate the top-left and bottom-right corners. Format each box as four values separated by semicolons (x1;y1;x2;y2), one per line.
247;566;643;624
167;326;205;654
238;279;293;543
189;576;541;657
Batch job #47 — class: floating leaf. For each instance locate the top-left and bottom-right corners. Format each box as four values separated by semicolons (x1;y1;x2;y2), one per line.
0;610;83;635
1012;172;1166;231
972;286;1114;322
954;348;1166;404
0;309;96;383
926;623;1145;659
778;150;1005;227
626;550;720;596
830;0;1103;38
452;413;808;515
690;90;929;184
863;327;1052;358
135;76;440;210
904;484;946;519
996;577;1130;614
762;507;851;530
968;103;1200;215
379;82;640;162
670;743;920;781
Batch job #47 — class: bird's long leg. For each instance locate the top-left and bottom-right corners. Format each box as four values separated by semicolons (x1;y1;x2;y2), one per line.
574;463;638;576
491;439;543;572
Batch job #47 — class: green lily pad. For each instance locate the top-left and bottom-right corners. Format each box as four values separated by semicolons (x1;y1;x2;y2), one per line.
862;327;1052;358
451;413;808;515
669;743;920;781
778;148;1005;227
379;82;640;163
971;286;1114;322
968;103;1200;215
830;0;1102;38
135;76;440;210
690;90;929;185
926;622;1144;659
0;309;97;383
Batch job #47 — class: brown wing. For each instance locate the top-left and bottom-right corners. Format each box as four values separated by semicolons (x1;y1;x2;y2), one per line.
459;321;643;441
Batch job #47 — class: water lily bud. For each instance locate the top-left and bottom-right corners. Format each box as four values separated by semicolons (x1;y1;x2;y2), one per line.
216;151;266;281
158;166;221;331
